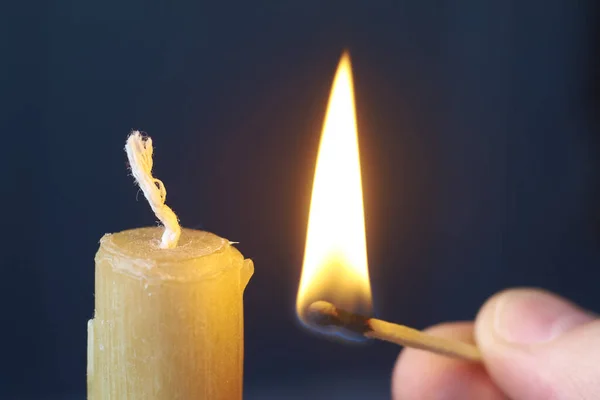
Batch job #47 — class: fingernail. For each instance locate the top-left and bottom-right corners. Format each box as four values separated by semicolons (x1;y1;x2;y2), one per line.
494;290;594;344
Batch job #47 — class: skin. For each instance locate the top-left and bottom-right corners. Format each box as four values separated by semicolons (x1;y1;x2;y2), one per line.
392;288;599;400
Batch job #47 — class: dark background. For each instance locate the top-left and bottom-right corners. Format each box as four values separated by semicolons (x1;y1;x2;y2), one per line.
3;1;600;399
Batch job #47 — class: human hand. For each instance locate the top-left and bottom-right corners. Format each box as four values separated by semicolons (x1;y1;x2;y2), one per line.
392;288;598;399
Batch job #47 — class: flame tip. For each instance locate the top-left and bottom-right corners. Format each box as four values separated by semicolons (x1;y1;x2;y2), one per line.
338;51;352;68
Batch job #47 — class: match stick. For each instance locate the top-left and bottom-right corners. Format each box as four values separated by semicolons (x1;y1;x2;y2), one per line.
307;301;482;362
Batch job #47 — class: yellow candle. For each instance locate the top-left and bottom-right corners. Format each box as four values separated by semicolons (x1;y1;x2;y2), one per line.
87;132;253;399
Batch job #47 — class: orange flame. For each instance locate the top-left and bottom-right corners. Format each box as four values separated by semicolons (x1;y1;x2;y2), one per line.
296;52;373;327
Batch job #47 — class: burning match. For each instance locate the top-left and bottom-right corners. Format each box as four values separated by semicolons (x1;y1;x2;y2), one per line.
307;301;482;362
296;53;480;366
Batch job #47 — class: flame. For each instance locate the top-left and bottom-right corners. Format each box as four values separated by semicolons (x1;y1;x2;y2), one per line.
296;52;373;329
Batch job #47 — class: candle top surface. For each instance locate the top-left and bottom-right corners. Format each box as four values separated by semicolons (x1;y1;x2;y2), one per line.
101;227;228;261
97;227;242;282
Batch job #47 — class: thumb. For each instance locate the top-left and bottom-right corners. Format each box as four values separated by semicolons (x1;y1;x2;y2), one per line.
475;288;598;400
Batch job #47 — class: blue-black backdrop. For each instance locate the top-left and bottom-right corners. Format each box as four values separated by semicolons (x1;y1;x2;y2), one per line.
3;1;600;398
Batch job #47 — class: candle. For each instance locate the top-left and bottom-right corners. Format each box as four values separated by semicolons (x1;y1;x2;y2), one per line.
87;132;253;399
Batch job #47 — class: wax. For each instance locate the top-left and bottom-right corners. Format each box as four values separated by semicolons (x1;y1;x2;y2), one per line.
87;227;253;400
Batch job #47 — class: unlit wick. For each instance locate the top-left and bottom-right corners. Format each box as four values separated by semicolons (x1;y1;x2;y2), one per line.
307;301;482;362
125;131;181;248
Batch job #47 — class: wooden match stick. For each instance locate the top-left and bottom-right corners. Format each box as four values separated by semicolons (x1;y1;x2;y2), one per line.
307;301;482;362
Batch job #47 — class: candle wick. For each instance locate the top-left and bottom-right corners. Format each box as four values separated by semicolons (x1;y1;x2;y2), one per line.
125;131;181;249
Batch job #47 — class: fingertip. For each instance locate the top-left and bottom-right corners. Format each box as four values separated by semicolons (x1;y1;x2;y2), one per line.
475;288;594;347
392;322;505;400
474;288;599;400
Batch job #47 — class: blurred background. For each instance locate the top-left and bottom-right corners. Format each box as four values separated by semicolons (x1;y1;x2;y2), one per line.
2;1;600;399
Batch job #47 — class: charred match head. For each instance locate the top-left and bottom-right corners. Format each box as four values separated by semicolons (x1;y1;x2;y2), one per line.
306;301;372;338
305;301;483;362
